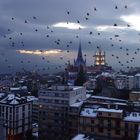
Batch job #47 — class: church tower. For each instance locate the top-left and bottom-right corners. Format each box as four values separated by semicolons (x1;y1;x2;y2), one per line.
74;41;86;68
95;48;106;66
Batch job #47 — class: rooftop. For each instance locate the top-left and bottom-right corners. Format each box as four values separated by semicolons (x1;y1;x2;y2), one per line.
80;108;97;118
72;134;94;140
0;94;34;105
98;108;123;113
46;85;84;91
91;95;127;103
70;101;83;107
124;112;140;122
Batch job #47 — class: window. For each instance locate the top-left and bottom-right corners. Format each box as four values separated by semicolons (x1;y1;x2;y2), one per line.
125;131;128;137
28;104;31;110
108;132;111;137
98;127;103;133
10;107;12;113
135;124;138;130
91;120;94;124
116;121;120;127
91;127;94;132
22;105;25;111
108;128;111;131
43;118;46;120
22;112;25;118
2;106;4;112
98;112;102;116
108;113;111;116
125;123;128;128
115;129;120;135
16;107;18;113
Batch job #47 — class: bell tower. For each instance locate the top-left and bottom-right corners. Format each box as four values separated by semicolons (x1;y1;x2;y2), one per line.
95;48;106;66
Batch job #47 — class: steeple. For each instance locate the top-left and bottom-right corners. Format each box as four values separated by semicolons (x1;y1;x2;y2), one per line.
74;41;86;67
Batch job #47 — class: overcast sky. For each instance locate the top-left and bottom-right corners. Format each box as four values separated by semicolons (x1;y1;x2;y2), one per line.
0;0;140;73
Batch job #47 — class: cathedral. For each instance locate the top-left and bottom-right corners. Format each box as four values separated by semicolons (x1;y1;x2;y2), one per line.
67;42;112;85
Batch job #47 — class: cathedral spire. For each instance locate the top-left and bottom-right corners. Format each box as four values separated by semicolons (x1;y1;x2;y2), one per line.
77;40;82;60
74;40;86;67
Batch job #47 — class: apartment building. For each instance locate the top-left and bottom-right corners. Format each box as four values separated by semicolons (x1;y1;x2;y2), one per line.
38;85;86;140
115;75;134;90
78;103;140;140
0;94;32;140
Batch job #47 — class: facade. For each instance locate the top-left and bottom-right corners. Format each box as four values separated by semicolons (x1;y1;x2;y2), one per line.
129;91;140;102
38;85;86;140
126;76;134;90
79;105;140;140
95;48;106;66
115;75;134;90
32;99;39;123
0;121;6;140
83;78;97;90
0;94;32;140
134;74;140;89
77;96;140;140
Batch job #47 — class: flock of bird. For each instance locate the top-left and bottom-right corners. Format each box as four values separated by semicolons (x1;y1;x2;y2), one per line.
0;2;140;72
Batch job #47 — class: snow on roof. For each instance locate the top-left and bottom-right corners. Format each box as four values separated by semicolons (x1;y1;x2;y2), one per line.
86;94;91;98
72;134;94;140
7;94;21;100
135;73;140;77
32;123;38;128
0;93;5;98
131;91;140;94
32;132;38;137
80;108;97;118
114;102;127;106
7;94;15;100
101;72;113;77
10;99;19;105
27;96;38;102
70;101;83;107
0;94;31;105
72;134;85;140
18;80;24;83
98;108;123;113
72;86;84;90
124;112;140;122
10;86;27;91
91;96;127;102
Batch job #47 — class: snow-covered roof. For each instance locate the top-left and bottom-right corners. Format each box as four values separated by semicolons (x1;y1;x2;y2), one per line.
124;112;140;122
70;101;83;107
91;96;127;102
80;108;97;118
0;93;6;98
10;99;19;105
32;132;38;137
27;96;38;102
72;134;94;140
101;72;113;77
10;86;27;91
0;94;31;105
86;93;91;98
135;73;140;77
98;108;123;113
131;91;140;94
18;80;24;83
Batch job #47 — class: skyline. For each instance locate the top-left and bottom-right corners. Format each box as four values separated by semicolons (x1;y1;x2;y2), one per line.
0;0;140;73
